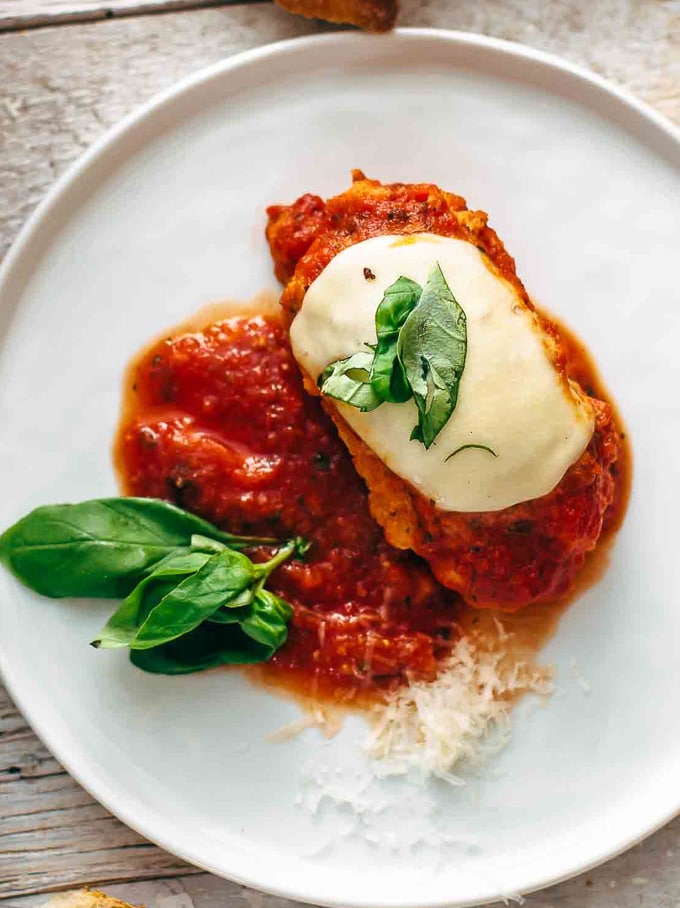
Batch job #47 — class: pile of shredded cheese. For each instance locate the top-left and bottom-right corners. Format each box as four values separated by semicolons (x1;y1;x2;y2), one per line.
365;621;554;782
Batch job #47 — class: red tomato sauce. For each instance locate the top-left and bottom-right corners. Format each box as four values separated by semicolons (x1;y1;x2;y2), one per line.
115;309;460;701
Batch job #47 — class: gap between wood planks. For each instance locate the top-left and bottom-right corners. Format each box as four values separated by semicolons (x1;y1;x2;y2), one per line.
0;684;199;899
0;0;268;34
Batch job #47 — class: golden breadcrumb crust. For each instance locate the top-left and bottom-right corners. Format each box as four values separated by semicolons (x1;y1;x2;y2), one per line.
266;173;622;610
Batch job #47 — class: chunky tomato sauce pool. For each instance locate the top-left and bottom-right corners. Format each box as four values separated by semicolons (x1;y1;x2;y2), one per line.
115;309;460;700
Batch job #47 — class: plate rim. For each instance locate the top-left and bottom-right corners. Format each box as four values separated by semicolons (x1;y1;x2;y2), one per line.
1;27;679;908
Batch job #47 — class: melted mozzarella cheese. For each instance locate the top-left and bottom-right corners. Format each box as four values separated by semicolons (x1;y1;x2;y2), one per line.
290;233;594;512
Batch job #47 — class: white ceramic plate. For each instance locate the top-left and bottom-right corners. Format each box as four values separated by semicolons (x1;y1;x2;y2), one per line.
1;29;680;908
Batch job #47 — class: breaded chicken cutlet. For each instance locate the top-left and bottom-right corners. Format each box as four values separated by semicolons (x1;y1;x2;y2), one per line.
266;172;623;611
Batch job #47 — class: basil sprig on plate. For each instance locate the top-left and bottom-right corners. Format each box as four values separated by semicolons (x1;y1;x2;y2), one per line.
0;497;306;675
318;262;467;449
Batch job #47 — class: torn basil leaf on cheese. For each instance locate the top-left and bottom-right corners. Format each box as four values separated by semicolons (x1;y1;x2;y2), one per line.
318;350;383;412
318;262;467;448
398;263;467;449
370;275;422;404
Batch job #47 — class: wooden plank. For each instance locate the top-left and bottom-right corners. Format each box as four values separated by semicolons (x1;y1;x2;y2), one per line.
4;812;680;908
0;686;199;899
1;1;679;905
0;3;335;264
0;0;263;35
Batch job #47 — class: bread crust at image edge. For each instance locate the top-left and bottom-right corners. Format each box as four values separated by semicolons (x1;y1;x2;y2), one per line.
273;0;397;31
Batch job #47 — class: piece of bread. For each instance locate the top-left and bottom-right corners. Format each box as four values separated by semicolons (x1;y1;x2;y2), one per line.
41;890;142;908
272;0;397;31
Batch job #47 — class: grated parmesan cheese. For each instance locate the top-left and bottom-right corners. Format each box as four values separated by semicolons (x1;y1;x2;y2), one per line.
268;707;344;743
366;623;554;781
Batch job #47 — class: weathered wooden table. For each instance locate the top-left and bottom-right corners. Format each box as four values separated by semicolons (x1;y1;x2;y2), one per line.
1;1;679;904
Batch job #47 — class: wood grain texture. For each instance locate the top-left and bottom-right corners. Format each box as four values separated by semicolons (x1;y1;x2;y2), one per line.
0;0;677;263
0;1;679;904
0;3;336;264
0;687;198;898
0;0;259;35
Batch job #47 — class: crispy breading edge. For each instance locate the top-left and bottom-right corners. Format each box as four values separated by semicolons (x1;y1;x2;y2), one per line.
271;175;620;608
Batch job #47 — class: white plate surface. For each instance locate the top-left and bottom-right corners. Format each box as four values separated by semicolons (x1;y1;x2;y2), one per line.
1;29;680;908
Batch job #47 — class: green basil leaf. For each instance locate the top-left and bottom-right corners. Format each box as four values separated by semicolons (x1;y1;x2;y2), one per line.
1;495;304;675
370;276;422;403
319;351;382;412
129;622;274;675
130;548;255;650
189;534;226;554
205;605;251;624
205;586;254;623
240;589;292;650
93;550;213;649
397;263;467;449
0;498;268;599
373;342;412;404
